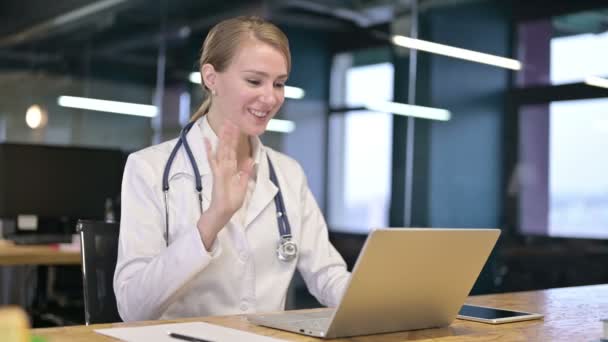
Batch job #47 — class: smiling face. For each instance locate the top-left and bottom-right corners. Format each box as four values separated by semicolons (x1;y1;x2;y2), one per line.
203;37;288;137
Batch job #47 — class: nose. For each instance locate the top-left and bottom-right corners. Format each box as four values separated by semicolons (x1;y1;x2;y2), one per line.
259;85;279;107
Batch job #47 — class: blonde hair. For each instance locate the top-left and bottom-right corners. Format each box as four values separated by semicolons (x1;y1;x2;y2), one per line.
190;16;291;123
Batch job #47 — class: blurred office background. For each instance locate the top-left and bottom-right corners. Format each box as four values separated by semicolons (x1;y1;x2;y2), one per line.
1;0;608;327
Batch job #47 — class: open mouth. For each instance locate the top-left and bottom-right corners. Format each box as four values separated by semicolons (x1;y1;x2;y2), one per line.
248;108;269;118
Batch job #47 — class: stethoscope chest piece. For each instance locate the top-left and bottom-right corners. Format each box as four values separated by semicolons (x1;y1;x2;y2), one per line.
277;236;298;262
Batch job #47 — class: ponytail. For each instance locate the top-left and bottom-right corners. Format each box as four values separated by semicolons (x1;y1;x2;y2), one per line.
190;94;211;123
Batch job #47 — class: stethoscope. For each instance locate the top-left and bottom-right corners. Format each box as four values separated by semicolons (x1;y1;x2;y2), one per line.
161;120;297;262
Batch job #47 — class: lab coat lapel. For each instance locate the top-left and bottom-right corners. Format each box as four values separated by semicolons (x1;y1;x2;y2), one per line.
244;152;278;228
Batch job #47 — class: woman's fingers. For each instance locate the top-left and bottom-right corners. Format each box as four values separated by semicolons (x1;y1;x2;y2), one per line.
204;121;252;216
216;130;228;163
240;157;254;176
204;138;217;171
216;121;238;170
238;158;254;189
223;121;239;149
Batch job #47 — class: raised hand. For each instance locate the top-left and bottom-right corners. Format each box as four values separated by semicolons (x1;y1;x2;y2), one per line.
197;120;253;250
205;120;254;217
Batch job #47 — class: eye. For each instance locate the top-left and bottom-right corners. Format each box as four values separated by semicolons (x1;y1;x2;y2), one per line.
247;79;261;86
274;82;285;88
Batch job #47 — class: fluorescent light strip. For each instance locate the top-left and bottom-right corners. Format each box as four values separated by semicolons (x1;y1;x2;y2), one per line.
365;101;451;121
189;72;202;84
391;35;522;70
284;86;305;99
585;76;608;89
58;96;157;117
188;72;305;99
57;94;296;133
266;118;295;133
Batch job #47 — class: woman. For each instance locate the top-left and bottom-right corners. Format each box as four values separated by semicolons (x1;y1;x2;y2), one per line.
113;16;350;322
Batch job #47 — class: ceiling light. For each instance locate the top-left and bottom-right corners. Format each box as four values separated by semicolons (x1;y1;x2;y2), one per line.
365;101;451;121
189;72;202;84
267;119;295;133
57;96;157;117
284;86;305;99
188;72;305;99
391;35;522;70
25;104;48;129
585;76;608;89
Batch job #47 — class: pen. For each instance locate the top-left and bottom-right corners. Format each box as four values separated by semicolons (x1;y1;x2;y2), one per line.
168;331;214;342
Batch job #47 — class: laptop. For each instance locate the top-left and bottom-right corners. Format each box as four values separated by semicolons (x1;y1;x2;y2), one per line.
248;228;500;339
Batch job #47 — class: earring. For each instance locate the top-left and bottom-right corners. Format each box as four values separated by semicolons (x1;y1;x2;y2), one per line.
211;89;217;96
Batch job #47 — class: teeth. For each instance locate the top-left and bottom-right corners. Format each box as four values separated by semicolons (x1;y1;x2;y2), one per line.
249;109;268;118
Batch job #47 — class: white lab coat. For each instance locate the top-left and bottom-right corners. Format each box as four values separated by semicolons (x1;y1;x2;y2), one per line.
113;117;350;322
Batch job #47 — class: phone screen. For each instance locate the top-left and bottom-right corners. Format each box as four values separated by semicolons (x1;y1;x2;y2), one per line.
459;305;531;319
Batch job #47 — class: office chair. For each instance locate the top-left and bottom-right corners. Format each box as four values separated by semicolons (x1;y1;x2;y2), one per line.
77;220;122;325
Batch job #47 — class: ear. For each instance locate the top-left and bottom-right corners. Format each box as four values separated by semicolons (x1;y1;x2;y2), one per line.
201;63;217;91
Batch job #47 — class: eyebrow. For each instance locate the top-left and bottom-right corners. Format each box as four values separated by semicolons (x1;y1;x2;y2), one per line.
242;70;288;79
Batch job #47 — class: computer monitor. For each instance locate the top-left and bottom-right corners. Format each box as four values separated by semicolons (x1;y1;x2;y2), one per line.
0;143;126;233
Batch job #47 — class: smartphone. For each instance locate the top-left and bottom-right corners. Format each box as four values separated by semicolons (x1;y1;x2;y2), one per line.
457;304;544;324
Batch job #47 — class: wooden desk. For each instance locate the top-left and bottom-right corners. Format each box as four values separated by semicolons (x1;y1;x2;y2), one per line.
32;284;608;341
0;240;80;266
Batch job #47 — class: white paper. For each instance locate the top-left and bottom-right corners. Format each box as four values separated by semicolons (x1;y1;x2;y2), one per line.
95;321;288;342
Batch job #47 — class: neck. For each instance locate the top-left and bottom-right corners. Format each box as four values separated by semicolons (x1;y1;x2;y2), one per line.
206;110;252;168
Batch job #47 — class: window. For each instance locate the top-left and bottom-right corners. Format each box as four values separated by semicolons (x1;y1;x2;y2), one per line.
549;98;608;238
514;7;608;240
551;31;608;85
328;60;394;233
517;8;608;87
518;98;608;239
